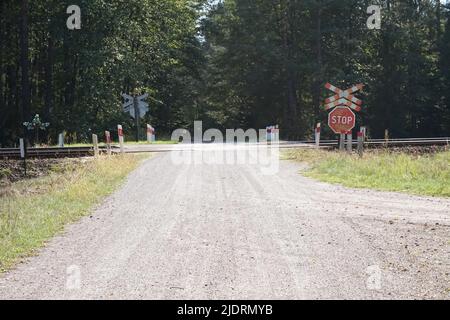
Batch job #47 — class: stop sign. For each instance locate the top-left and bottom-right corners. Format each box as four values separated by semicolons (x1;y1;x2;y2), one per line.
328;107;356;134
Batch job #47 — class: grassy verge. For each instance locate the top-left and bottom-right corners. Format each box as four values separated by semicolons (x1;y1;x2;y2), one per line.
284;148;450;197
0;154;148;271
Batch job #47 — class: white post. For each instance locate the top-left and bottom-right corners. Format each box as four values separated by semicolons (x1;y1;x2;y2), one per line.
19;138;25;158
360;126;367;140
58;133;64;147
118;125;125;154
147;124;152;143
266;127;271;144
315;123;321;148
20;138;27;175
92;134;99;157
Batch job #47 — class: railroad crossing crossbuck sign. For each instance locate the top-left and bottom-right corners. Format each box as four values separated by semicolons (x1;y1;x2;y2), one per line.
122;93;149;119
324;82;364;134
324;83;364;112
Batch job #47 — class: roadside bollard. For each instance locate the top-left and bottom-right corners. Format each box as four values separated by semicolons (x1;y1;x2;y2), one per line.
118;125;125;154
266;126;272;144
58;133;65;147
315;123;321;148
147;124;153;143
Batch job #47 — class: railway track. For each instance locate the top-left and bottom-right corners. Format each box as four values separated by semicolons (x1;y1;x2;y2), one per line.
294;137;450;148
0;146;98;159
0;138;448;159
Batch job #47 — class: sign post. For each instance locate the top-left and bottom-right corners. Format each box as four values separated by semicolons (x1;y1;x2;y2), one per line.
346;132;352;153
339;133;345;151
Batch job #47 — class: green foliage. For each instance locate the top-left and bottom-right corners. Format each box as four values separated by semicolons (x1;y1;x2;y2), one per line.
200;0;450;139
0;0;205;146
0;1;449;145
287;149;450;197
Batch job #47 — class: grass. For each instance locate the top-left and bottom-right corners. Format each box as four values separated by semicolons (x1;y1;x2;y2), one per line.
284;148;450;197
0;154;148;271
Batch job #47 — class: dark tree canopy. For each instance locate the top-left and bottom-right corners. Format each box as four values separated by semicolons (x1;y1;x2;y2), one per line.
0;0;449;146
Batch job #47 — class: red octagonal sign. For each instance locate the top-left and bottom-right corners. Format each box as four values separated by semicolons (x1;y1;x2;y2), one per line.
328;107;356;134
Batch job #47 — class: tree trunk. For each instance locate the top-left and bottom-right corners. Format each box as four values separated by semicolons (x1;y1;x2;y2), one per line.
0;1;4;145
20;0;31;134
312;5;323;126
281;0;298;139
44;34;54;119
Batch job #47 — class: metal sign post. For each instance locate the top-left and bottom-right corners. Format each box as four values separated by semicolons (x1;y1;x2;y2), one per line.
133;96;140;142
346;132;353;153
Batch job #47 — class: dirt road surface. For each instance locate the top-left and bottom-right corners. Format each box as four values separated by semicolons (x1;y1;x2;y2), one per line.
0;145;449;299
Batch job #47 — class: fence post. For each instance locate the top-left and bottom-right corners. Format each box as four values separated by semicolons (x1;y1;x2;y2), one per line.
384;129;389;146
315;123;321;148
105;131;112;156
92;134;99;157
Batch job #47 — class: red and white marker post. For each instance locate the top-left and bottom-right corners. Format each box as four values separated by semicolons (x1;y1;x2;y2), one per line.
147;124;156;143
315;123;321;148
273;125;279;143
357;127;365;157
146;124;152;143
118;125;124;154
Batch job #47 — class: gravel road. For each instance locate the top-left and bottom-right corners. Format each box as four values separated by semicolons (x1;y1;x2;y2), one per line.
0;145;449;299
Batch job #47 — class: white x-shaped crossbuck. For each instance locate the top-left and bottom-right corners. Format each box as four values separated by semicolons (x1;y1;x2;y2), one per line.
324;83;364;112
